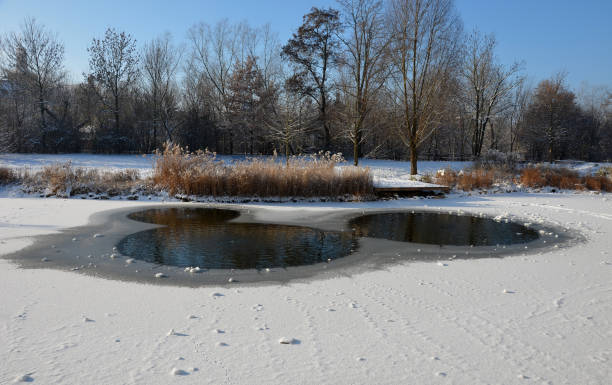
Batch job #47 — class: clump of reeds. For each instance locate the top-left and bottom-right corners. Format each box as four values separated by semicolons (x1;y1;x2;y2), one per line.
152;143;373;198
519;166;612;192
435;167;495;191
20;162;146;197
435;168;457;187
0;167;16;184
456;169;495;191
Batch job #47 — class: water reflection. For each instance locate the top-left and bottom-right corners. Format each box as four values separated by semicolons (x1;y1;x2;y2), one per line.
118;208;357;269
118;208;540;270
349;212;539;246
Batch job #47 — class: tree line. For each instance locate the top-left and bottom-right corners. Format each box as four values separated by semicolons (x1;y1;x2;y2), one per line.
1;0;610;174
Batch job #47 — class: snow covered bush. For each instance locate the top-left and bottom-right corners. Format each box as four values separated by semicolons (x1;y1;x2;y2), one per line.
435;168;457;187
519;167;611;192
0;167;16;184
435;167;494;191
475;149;522;171
456;169;494;191
20;162;147;197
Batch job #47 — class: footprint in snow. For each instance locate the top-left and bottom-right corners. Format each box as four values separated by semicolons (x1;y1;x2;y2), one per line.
278;337;300;345
210;292;224;298
216;342;229;347
170;368;189;376
13;374;34;383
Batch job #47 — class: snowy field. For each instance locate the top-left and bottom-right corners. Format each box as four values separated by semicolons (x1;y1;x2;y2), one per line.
1;155;611;384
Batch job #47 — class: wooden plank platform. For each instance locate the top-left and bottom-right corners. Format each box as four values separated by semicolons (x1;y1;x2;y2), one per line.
374;185;450;197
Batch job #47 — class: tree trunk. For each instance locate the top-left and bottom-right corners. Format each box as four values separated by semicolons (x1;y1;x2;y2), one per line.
39;96;46;152
353;128;359;166
321;97;330;151
114;94;120;133
410;139;417;175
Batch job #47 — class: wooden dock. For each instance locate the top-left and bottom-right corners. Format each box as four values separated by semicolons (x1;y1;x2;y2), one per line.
373;185;450;197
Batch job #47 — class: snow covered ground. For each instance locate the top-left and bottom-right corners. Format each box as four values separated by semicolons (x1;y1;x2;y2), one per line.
1;194;611;384
0;153;157;173
1;155;611;384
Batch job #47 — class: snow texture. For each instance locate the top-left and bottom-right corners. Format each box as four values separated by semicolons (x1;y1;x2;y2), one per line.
0;155;611;384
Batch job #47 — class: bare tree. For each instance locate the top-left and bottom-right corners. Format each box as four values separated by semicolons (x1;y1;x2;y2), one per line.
338;0;391;166
188;20;240;153
87;28;139;135
142;33;182;149
525;73;577;163
267;87;307;165
259;24;283;96
282;7;342;151
507;81;531;153
0;17;65;151
461;29;522;157
388;0;461;174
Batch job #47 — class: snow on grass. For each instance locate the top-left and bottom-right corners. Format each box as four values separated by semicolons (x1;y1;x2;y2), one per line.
352;159;471;187
0;153;155;173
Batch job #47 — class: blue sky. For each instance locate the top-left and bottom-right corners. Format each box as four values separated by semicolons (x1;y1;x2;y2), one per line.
0;0;610;89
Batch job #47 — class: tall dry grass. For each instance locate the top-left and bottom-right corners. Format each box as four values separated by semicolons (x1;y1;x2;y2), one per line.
20;162;145;197
0;167;16;184
519;166;612;192
153;143;373;198
435;167;495;191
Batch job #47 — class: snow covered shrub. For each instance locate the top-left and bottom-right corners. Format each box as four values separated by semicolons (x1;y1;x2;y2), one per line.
456;169;494;191
520;167;587;190
435;168;457;187
584;175;612;192
519;168;545;187
596;166;612;177
475;149;522;171
20;162;146;197
153;143;373;198
420;173;434;184
0;167;16;184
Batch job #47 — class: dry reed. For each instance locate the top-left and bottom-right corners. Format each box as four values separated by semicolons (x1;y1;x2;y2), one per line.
0;167;16;184
519;166;611;192
152;143;373;198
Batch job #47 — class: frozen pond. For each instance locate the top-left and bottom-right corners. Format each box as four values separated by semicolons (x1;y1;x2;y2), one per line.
118;208;357;269
116;207;541;270
350;212;539;246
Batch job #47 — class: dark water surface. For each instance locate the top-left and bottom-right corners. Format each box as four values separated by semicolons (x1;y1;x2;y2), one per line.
118;208;539;270
349;212;539;246
118;208;357;269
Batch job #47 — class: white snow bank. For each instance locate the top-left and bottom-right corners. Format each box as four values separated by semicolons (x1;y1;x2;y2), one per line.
1;192;611;384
